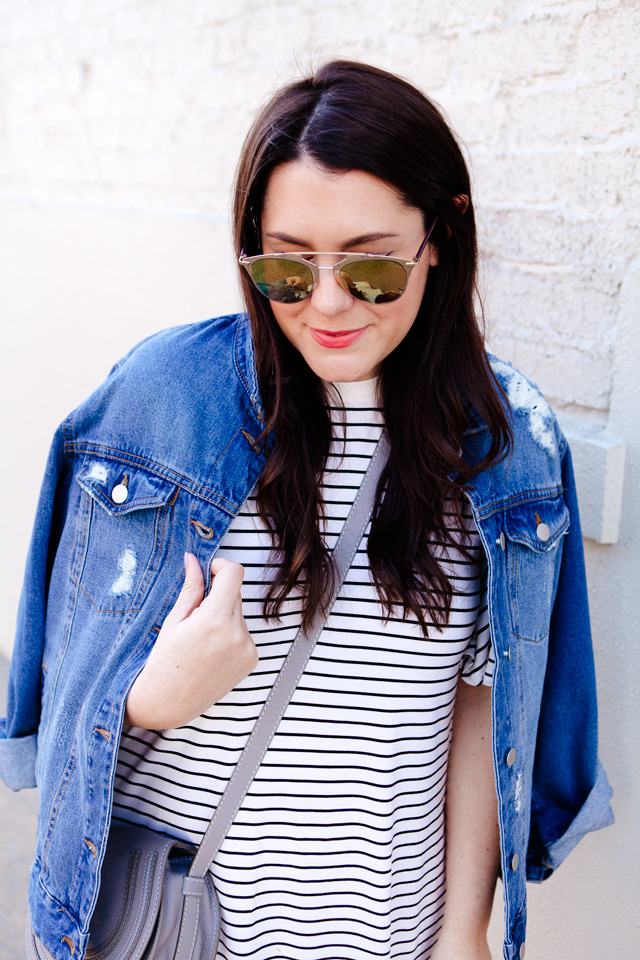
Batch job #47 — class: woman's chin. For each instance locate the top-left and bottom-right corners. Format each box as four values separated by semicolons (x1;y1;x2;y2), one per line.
317;363;379;383
301;352;380;384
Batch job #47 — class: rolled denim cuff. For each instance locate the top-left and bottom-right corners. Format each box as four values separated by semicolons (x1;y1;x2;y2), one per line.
0;732;38;790
546;761;615;871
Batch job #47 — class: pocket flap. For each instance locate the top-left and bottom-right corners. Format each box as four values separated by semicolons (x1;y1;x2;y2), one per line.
76;456;177;515
504;493;570;553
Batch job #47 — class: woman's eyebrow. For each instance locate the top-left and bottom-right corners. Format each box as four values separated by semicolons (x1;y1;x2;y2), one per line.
265;231;400;247
345;232;400;246
264;231;310;246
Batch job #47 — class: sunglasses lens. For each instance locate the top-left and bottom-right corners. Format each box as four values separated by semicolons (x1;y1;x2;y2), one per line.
339;260;408;303
248;258;314;303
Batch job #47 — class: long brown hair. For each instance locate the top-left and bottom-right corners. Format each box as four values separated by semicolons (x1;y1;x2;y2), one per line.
233;60;511;635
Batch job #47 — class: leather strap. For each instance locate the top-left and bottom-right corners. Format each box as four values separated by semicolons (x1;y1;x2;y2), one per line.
188;432;390;879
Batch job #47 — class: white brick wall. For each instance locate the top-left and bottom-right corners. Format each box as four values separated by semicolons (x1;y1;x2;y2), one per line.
1;2;638;957
1;0;637;411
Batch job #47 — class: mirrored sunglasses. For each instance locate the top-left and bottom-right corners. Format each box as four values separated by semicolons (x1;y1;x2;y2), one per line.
240;218;437;305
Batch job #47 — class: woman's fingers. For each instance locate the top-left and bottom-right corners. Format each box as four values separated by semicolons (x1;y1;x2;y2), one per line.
127;554;255;729
162;552;205;626
205;558;245;619
164;555;245;632
210;556;245;585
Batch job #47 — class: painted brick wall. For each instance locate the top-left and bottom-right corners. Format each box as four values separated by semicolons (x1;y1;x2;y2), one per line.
0;3;637;959
1;0;637;413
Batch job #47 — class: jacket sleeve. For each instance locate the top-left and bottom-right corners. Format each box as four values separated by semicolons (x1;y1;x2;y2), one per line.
0;423;69;791
526;440;614;879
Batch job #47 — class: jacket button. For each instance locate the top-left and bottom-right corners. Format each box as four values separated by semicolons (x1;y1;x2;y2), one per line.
510;852;519;871
112;483;128;504
519;943;526;959
506;748;517;766
498;531;506;550
536;522;551;541
503;645;512;663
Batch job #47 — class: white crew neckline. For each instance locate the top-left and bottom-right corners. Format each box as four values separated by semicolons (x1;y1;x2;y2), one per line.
329;376;379;408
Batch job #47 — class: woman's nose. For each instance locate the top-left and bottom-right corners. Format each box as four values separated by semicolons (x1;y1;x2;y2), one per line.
310;266;353;316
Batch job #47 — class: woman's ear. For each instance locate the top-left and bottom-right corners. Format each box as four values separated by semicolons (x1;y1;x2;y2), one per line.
453;193;469;214
439;194;469;246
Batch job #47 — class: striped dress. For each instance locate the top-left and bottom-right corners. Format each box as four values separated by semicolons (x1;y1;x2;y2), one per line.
113;377;494;960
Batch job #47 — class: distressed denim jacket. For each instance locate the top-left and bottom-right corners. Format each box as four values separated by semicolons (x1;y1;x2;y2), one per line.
0;313;613;960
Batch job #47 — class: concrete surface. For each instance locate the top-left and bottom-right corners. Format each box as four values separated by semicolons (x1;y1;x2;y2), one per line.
0;655;38;960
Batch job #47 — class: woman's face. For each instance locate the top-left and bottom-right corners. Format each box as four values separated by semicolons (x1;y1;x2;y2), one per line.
260;159;438;382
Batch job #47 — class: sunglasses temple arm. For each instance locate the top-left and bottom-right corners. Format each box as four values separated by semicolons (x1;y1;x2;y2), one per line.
414;218;438;261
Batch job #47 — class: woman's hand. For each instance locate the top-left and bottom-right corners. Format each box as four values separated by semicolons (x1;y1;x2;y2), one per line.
124;553;258;729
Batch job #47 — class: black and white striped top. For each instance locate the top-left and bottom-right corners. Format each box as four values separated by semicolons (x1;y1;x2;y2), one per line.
113;377;494;960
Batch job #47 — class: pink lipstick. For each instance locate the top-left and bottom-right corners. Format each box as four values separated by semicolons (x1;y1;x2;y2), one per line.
310;327;367;348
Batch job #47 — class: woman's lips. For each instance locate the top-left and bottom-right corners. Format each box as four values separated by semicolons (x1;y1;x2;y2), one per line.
310;327;367;348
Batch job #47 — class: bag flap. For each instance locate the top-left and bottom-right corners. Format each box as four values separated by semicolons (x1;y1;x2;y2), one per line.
86;824;193;960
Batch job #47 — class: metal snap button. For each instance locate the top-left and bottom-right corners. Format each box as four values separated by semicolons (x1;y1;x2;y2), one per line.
111;483;128;504
498;531;506;551
510;852;519;871
519;943;526;959
503;645;512;663
506;748;517;767
536;522;551;542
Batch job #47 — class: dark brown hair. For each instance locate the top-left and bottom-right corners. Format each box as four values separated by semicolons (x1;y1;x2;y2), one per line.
233;59;511;634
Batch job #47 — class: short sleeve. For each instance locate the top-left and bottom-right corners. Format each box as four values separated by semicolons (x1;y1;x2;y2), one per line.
461;562;494;687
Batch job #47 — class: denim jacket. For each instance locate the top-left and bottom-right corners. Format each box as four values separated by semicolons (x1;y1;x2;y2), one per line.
1;313;613;960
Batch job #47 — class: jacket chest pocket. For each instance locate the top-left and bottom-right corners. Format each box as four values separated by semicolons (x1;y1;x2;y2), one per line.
504;494;570;642
74;456;178;614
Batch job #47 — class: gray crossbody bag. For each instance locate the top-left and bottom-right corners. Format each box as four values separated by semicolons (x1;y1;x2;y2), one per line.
26;435;390;960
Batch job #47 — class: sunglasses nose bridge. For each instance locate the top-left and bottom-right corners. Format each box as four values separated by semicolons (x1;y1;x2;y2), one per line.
313;264;342;290
310;261;342;289
308;261;353;312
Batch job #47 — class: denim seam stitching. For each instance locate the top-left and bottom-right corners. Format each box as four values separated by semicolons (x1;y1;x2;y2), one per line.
473;485;564;521
67;443;242;514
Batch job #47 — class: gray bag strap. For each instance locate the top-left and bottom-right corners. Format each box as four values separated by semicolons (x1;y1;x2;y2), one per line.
188;432;390;879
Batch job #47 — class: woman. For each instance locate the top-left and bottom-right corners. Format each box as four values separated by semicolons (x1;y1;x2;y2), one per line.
1;61;612;960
